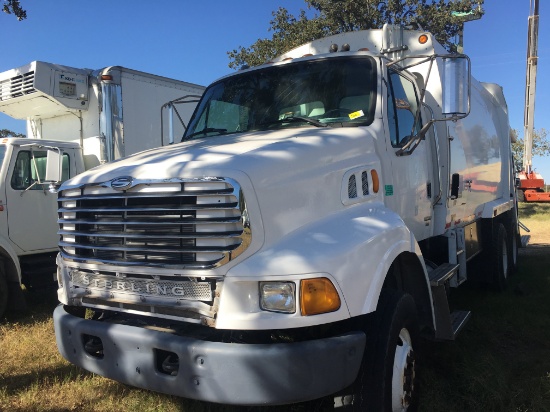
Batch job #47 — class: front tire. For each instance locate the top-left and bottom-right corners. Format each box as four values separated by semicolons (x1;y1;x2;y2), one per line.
350;290;419;411
0;266;8;319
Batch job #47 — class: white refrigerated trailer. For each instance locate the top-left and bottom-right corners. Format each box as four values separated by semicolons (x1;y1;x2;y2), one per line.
0;61;205;166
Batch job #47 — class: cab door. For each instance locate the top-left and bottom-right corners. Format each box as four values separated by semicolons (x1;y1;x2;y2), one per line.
384;69;434;241
6;148;72;252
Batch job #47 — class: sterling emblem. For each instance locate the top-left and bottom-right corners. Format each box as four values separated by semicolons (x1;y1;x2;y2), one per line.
110;176;133;190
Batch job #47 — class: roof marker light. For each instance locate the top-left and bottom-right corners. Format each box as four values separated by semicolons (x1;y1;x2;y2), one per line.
419;34;429;44
358;47;370;52
101;75;113;81
341;43;350;52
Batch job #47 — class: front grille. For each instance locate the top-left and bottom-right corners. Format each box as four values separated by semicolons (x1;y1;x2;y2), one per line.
58;177;250;269
0;70;36;101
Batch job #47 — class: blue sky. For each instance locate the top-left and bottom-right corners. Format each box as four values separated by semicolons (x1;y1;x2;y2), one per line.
1;0;549;178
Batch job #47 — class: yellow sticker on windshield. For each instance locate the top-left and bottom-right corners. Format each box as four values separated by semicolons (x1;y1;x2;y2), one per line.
348;110;364;120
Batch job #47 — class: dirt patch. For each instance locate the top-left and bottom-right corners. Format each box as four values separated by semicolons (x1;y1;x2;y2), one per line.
518;205;550;256
520;219;550;246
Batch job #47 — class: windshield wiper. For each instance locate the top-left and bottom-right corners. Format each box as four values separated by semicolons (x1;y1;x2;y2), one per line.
261;116;327;128
185;127;228;140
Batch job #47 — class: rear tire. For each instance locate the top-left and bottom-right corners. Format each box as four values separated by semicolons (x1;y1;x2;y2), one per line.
508;220;519;274
492;223;509;291
348;290;419;411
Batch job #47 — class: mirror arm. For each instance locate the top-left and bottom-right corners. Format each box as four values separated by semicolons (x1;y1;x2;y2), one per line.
396;120;435;156
20;181;40;197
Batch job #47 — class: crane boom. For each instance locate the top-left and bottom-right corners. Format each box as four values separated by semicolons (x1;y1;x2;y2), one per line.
517;0;550;202
523;0;539;173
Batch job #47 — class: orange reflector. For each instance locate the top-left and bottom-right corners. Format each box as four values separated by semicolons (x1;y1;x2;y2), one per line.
371;169;380;193
302;53;313;57
101;75;113;80
358;47;370;52
418;34;428;44
300;278;341;316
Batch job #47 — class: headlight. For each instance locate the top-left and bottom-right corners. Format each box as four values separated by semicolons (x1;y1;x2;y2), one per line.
259;282;296;313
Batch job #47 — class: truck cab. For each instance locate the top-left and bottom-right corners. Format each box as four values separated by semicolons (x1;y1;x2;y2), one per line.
0;138;84;316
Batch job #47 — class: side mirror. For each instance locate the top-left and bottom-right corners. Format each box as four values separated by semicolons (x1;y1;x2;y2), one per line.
45;149;63;183
442;56;470;118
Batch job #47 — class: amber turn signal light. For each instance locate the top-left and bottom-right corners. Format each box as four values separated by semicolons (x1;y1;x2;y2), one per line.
300;278;341;316
371;169;380;193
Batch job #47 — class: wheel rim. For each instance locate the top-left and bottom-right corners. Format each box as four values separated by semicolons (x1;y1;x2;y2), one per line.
391;328;415;411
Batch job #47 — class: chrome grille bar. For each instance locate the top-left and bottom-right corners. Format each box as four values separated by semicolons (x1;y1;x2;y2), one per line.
58;177;251;269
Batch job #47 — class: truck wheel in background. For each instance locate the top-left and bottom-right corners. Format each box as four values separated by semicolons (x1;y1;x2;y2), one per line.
351;289;419;411
492;223;509;291
507;219;519;274
0;266;7;319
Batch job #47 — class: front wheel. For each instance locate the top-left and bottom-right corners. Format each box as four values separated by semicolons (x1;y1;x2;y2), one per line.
348;290;419;411
0;266;8;319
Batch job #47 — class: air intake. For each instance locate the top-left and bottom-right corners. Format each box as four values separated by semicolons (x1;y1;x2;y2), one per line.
348;174;357;199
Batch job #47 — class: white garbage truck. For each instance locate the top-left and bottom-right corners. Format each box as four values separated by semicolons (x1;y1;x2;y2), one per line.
0;62;204;318
53;26;518;410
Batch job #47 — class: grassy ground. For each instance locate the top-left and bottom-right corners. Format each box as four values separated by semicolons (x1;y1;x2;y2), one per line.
418;247;550;411
1;204;550;411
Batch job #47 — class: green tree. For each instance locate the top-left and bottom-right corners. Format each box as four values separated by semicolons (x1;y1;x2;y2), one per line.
2;0;26;20
0;129;25;138
228;0;484;69
511;128;550;172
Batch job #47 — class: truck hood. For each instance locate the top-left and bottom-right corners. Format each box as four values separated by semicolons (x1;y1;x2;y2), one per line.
62;125;382;250
65;127;376;184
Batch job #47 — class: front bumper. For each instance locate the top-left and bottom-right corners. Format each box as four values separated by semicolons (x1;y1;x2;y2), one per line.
54;305;365;405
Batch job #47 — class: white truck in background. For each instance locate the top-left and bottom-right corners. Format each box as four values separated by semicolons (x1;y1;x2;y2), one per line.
0;62;205;318
53;26;518;410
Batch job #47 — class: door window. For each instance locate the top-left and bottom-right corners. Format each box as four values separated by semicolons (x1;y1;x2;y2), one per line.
11;150;70;190
387;71;422;147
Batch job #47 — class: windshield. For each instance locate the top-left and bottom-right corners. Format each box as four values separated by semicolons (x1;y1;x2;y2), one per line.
184;56;377;140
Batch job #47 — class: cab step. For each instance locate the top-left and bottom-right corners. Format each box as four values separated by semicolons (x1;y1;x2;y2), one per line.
429;263;459;286
429;262;471;340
